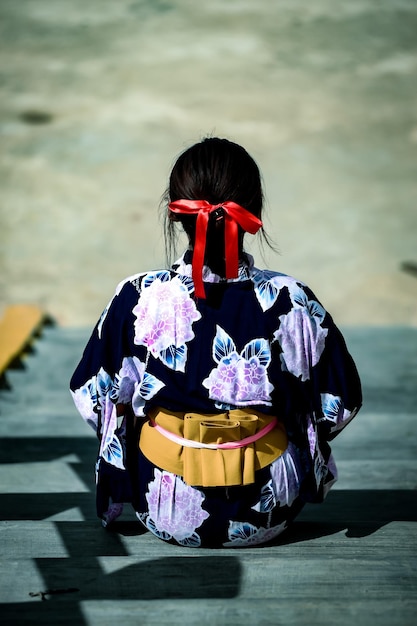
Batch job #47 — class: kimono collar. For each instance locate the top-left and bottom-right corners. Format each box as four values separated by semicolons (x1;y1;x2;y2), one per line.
172;250;255;287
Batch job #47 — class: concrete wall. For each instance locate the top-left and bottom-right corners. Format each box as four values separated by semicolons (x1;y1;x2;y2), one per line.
1;0;416;326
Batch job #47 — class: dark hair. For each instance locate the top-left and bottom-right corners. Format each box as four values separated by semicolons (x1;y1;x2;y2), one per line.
162;137;274;273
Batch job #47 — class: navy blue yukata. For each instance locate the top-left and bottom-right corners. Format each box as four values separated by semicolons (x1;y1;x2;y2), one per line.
70;251;362;547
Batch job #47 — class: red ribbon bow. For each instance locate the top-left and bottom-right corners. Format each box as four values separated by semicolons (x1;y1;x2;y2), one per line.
168;199;263;299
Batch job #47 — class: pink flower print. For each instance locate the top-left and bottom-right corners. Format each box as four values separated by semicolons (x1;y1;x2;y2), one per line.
307;417;317;457
274;306;328;382
203;357;237;404
218;353;240;383
209;377;231;399
102;502;124;527
203;326;273;406
243;357;264;385
145;469;209;543
204;354;273;406
133;274;201;370
235;378;250;400
246;382;271;404
114;356;145;404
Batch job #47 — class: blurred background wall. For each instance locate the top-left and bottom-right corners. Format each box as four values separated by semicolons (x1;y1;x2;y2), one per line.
1;0;416;326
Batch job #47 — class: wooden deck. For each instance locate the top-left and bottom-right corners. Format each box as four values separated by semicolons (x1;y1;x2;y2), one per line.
0;326;416;625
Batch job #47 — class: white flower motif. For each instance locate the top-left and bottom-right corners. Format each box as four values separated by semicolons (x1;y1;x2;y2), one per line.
202;326;274;406
323;453;338;497
101;431;125;470
251;480;276;513
274;307;328;381
112;356;165;416
307;417;317;457
112;356;145;403
145;470;209;543
71;383;97;429
102;503;124;527
252;269;286;311
223;520;287;547
320;393;356;434
314;452;328;489
132;273;201;371
268;443;302;508
71;367;113;431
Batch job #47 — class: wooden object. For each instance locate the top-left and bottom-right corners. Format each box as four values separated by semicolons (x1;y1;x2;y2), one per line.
0;304;45;376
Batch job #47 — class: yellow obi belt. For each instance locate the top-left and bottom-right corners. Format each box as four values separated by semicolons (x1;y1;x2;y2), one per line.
139;407;288;487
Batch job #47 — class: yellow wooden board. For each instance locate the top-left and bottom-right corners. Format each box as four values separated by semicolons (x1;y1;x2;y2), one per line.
0;304;45;375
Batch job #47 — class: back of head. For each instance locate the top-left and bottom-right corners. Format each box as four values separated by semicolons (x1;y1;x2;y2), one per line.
165;137;264;274
169;137;263;217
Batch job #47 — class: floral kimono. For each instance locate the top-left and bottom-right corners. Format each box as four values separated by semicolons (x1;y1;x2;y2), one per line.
70;251;362;548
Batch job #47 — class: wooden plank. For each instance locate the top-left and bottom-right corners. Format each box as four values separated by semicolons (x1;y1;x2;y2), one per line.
0;327;416;626
0;304;45;375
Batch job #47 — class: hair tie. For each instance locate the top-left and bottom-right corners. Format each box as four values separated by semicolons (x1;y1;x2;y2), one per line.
168;199;263;299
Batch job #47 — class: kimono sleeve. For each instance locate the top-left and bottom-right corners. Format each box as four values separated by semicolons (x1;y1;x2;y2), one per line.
274;284;362;440
69;279;141;434
312;318;362;441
